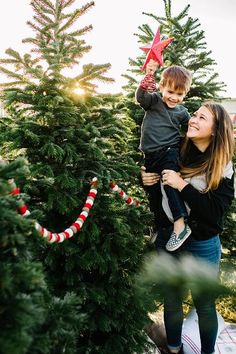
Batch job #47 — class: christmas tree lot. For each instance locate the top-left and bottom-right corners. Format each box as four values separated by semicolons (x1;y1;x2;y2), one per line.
0;0;235;353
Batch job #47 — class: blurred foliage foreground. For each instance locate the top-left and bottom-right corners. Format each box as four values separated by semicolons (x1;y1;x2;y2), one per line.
135;251;236;324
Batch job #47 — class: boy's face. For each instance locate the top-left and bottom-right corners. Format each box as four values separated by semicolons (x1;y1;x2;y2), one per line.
160;83;187;108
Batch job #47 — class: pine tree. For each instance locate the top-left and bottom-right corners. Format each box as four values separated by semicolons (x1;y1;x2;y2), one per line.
221;153;236;253
0;158;45;354
123;0;226;113
0;1;153;353
0;158;88;354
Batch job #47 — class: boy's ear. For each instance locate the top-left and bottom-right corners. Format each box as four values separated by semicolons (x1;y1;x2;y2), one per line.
159;83;163;92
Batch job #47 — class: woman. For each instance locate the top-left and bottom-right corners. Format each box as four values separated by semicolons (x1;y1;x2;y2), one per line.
141;102;235;354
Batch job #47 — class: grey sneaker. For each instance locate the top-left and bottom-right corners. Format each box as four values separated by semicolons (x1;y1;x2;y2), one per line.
159;344;184;354
149;228;158;244
166;225;191;252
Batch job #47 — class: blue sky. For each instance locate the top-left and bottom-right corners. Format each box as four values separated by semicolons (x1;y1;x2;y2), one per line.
0;0;235;97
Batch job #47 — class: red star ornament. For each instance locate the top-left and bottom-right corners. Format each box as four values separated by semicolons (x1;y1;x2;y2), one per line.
140;27;174;70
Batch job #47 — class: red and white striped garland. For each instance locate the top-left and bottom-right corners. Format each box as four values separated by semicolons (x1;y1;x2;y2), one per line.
7;177;140;244
109;181;140;207
8;177;98;243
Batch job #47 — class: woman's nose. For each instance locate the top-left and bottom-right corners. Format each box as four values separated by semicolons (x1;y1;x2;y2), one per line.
190;115;197;122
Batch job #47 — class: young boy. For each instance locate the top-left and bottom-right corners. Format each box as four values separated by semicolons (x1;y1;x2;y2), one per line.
136;59;192;251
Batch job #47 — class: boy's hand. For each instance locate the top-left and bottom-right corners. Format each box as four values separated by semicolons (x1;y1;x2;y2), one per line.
146;59;158;74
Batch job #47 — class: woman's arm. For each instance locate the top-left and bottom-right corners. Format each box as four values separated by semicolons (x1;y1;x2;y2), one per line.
180;175;234;224
161;169;188;191
156;168;234;226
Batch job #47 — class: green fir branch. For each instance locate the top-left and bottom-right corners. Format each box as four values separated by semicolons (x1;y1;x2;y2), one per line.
58;2;94;34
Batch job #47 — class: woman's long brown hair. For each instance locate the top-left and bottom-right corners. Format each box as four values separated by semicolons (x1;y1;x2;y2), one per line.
180;102;235;192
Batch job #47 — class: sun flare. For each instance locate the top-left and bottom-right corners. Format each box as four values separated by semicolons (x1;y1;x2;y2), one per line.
73;87;85;95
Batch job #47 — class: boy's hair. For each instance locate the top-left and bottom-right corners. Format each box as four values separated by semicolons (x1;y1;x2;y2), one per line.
160;65;192;93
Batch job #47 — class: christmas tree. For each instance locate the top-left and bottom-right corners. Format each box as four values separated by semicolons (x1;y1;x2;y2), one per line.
123;0;226;112
0;159;91;354
0;1;153;353
0;158;45;354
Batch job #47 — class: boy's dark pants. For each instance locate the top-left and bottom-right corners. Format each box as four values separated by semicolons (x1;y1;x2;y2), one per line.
144;147;188;222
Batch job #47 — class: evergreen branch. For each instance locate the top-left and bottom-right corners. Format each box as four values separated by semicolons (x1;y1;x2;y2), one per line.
167;18;185;32
31;0;54;12
137;23;154;37
58;2;94;34
5;48;22;62
31;0;55;25
55;0;64;21
0;66;28;82
121;74;139;85
155;18;167;27
95;76;114;84
189;22;202;32
27;20;42;34
204;73;220;85
68;25;93;38
22;37;42;46
31;0;54;23
33;13;53;28
67;64;114;91
175;4;191;21
28;58;42;68
30;48;45;56
0;58;19;65
136;253;231;302
83;63;112;76
63;0;76;8
62;44;92;62
164;0;171;18
142;11;166;23
184;18;201;33
0;81;29;88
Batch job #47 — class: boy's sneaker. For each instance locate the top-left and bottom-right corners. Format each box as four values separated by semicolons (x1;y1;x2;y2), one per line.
159;344;184;354
166;225;191;252
149;228;158;244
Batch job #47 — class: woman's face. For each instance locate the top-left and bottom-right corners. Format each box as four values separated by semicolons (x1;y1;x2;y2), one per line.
187;105;214;146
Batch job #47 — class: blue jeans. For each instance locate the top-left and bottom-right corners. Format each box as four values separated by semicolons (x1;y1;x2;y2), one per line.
145;147;188;221
156;226;221;354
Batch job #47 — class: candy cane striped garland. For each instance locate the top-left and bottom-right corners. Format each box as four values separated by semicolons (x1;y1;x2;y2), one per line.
8;177;98;243
7;177;140;244
109;181;140;207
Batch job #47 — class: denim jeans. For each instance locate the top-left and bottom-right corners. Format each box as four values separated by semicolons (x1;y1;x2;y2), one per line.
155;226;221;354
145;147;188;221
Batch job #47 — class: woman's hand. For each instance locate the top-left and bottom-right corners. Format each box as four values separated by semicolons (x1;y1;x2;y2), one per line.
162;169;188;191
141;166;160;186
